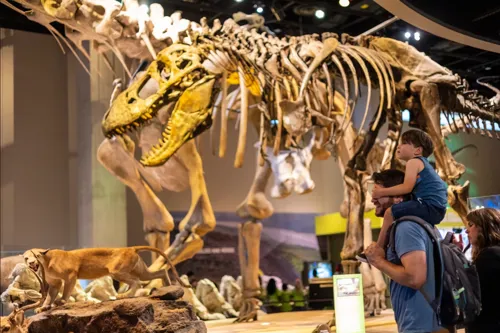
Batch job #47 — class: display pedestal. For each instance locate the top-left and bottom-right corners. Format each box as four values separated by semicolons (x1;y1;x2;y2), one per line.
333;274;366;333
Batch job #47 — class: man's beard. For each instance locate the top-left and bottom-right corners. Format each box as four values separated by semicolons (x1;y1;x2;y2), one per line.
375;198;394;217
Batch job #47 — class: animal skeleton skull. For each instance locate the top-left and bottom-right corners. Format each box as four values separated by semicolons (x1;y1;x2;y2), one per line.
102;43;219;166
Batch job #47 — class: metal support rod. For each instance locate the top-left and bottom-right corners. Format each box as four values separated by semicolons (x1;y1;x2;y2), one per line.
357;16;400;37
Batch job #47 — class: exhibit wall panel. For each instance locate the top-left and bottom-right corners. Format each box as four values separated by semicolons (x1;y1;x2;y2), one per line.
1;29;72;252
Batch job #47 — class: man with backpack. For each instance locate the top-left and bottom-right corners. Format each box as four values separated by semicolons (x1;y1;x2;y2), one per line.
364;169;480;333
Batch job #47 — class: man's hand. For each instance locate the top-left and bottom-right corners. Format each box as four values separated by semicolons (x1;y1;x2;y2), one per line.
364;243;385;267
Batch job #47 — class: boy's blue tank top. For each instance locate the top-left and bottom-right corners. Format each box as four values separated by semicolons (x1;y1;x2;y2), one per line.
413;156;448;208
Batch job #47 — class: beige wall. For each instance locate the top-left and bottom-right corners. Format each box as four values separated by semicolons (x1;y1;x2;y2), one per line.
1;29;75;252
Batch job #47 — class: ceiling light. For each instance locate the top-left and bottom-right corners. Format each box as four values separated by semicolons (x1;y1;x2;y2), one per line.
339;0;350;7
404;31;411;39
414;31;420;41
485;66;491;71
235;0;244;2
256;6;263;13
315;9;325;19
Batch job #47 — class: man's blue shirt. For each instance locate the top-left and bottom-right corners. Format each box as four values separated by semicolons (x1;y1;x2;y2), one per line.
386;221;440;333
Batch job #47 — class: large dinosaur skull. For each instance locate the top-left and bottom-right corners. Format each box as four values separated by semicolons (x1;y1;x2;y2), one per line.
102;43;219;166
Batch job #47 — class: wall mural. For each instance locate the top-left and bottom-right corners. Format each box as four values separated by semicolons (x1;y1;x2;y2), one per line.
170;211;321;285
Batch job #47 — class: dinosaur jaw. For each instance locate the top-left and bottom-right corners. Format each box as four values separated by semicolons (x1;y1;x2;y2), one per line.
140;76;216;166
101;71;182;138
102;43;217;139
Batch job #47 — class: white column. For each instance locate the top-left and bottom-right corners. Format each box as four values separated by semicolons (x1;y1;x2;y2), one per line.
73;47;128;248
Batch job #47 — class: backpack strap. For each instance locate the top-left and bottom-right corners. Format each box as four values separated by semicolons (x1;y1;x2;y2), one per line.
387;215;444;314
463;243;471;254
387;215;438;254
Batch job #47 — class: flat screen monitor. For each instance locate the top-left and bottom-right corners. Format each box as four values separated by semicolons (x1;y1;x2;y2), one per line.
308;261;333;279
468;194;500;210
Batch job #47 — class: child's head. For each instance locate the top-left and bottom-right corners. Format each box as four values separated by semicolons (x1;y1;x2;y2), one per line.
397;129;433;161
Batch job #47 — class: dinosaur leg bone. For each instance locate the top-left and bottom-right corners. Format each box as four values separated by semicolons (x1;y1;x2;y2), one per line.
348;109;387;171
340;168;367;273
380;108;403;171
235;151;273;323
234;220;262;323
97;136;174;262
447;181;470;225
236;159;274;221
148;140;215;271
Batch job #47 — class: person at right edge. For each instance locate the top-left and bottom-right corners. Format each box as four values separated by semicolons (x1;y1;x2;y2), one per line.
357;129;448;263
465;208;500;333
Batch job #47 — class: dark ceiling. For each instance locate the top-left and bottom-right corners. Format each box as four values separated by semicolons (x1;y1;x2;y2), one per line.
1;0;499;96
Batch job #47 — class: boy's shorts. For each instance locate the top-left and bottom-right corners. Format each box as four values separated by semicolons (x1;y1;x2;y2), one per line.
391;199;446;226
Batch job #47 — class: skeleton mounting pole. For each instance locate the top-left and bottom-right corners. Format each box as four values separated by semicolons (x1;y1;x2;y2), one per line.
357;16;400;37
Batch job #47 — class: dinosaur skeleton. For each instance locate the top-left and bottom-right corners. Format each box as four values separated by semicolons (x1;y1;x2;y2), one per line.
179;275;225;321
1;0;332;322
1;263;101;308
220;275;243;311
0;256;46;333
4;0;500;324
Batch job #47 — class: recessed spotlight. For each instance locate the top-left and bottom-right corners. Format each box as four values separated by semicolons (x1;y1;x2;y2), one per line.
414;31;420;41
339;0;350;7
485;67;492;71
256;6;263;13
404;31;411;39
235;0;244;2
315;9;325;19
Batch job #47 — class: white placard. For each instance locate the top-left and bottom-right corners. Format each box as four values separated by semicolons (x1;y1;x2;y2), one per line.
333;274;365;333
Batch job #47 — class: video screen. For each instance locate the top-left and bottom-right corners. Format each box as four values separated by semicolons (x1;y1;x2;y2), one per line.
468;195;500;210
308;261;333;279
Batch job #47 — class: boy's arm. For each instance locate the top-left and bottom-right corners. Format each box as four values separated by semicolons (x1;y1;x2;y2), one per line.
378;159;422;196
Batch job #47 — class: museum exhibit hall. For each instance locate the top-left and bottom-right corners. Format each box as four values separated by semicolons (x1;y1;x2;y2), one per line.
1;0;500;332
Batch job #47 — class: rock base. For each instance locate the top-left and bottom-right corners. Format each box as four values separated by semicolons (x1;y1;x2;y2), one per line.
26;286;206;333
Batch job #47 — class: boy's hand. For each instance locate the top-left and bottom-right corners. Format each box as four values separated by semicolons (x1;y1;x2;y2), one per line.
372;187;383;199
